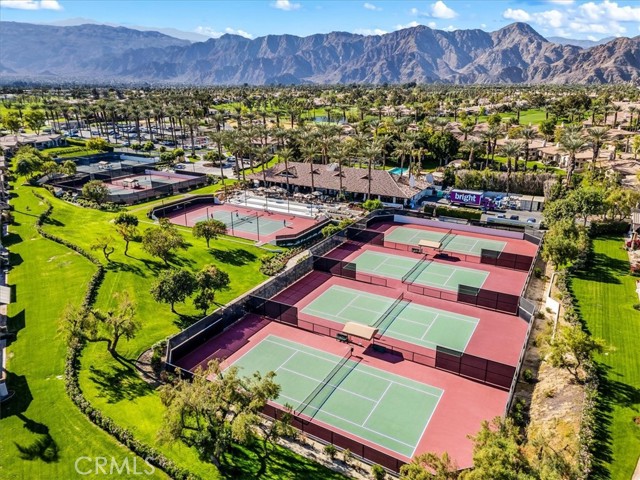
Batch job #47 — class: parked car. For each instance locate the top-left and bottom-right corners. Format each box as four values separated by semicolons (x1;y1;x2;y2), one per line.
509;215;520;221
526;218;536;224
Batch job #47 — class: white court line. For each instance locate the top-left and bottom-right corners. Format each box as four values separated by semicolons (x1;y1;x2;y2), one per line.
410;389;444;458
419;314;439;340
460;317;480;353
275;351;299;372
276;392;416;451
334;294;366;319
278;366;378;403
262;337;441;398
361;382;393;427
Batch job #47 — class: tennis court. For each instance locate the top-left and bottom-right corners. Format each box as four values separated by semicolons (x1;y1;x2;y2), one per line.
229;335;442;458
301;285;478;351
352;250;488;291
385;226;506;256
193;210;285;236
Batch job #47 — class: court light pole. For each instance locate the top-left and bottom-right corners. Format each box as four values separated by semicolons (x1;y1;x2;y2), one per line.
256;214;260;241
230;210;236;236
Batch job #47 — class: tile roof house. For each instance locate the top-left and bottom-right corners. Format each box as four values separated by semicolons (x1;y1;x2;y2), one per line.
0;134;65;156
249;161;433;206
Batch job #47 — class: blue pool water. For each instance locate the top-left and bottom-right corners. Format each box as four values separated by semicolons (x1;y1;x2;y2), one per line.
389;167;408;175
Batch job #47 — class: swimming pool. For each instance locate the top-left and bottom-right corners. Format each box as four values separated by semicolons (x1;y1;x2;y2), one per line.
389;167;408;175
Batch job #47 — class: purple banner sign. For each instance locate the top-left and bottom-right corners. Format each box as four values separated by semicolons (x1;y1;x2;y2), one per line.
450;190;483;205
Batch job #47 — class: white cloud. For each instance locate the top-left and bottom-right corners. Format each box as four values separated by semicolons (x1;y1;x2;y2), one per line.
395;21;420;30
548;0;574;4
354;28;388;35
444;25;456;32
195;26;224;37
363;2;381;11
501;1;639;39
430;1;457;19
480;23;487;29
195;26;254;39
225;28;253;39
271;0;300;11
503;8;531;22
0;0;62;10
428;21;437;28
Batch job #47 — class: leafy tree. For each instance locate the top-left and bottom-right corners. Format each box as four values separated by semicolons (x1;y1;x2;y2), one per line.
150;268;196;313
400;452;458;479
371;464;387;480
2;110;21;134
428;131;460;166
142;218;186;265
193;218;227;248
544;323;606;383
362;198;384;211
91;292;139;354
142;140;155;151
24;109;46;134
538;119;556;141
86;137;110;151
113;212;139;256
82;180;109;205
460;417;534;480
568;187;604;226
60;160;77;176
58;303;95;347
41;160;59;176
158;360;280;467
90;236;116;262
542;220;588;268
14;151;43;180
542;197;578;225
194;265;230;314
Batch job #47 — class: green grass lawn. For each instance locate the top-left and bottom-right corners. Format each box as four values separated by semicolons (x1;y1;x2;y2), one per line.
8;186;343;479
0;187;166;480
571;237;640;479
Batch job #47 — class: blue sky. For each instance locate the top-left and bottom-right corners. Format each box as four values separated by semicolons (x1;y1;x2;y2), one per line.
1;0;639;41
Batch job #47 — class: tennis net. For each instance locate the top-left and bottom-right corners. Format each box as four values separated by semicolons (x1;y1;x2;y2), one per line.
401;255;432;285
297;348;357;418
231;213;258;228
372;292;408;335
439;230;456;250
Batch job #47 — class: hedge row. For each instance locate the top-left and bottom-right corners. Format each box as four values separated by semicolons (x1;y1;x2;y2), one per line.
31;190;199;480
588;220;630;236
555;239;598;479
433;204;482;221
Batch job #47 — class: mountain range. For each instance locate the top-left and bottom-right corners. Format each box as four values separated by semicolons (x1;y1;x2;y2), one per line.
0;21;638;85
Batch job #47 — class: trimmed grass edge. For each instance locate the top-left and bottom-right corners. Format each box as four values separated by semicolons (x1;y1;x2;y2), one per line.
32;189;200;480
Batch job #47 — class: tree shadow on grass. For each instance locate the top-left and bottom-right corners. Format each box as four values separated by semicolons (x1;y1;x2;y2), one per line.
573;252;626;285
174;312;202;329
14;414;59;463
2;232;22;247
105;260;146;277
0;371;32;418
220;442;345;480
41;216;64;227
209;248;257;266
88;361;154;404
5;309;25;346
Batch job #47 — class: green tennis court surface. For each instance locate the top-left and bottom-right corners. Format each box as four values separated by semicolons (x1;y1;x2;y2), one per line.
229;335;442;457
302;285;479;351
385;226;506;256
353;250;489;291
194;210;284;235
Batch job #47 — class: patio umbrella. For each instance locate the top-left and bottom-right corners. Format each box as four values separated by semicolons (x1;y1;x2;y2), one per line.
312;191;322;197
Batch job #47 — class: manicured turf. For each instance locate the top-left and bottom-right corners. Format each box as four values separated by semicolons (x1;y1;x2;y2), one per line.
230;335;442;457
385;226;506;256
301;285;478;351
2;184;344;479
571;237;640;479
0;187;165;479
352;250;489;291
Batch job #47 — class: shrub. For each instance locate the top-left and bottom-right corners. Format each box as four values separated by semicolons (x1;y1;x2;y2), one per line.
534;267;543;278
371;464;386;480
362;199;384;211
633;303;640;311
522;368;536;383
323;444;337;460
434;204;482;220
589;220;630;236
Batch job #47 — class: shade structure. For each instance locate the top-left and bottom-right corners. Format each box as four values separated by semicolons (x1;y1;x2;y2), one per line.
419;239;441;249
342;322;378;341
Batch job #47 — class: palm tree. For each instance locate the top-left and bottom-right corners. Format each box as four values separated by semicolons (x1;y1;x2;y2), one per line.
500;141;521;196
628;106;636;132
301;140;318;192
518;126;537;172
559;133;587;187
586;127;609;171
362;139;383;199
393;139;412;177
482;125;500;169
278;147;293;194
208;131;227;183
612;104;622;128
459;123;475;141
464;139;483;166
